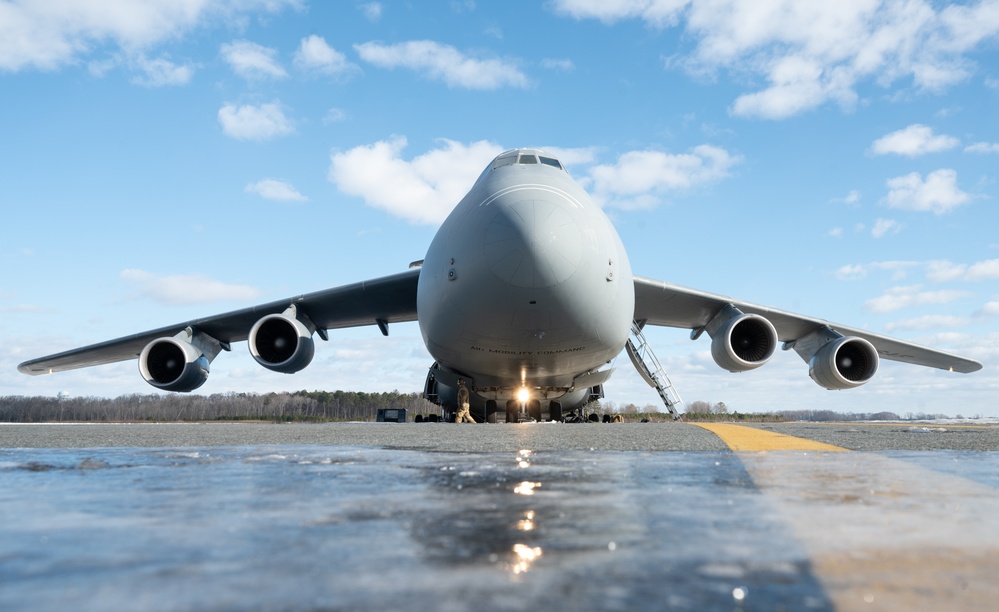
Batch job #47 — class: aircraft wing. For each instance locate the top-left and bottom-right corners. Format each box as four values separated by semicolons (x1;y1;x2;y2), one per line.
18;269;421;375
633;275;982;374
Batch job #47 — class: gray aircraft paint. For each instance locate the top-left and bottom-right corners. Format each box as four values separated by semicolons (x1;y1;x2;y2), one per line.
418;149;633;394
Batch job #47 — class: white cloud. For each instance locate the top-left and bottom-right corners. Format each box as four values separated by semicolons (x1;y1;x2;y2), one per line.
827;227;843;238
871;124;960;156
328;137;503;224
828;190;861;206
555;0;999;119
551;0;688;27
484;24;504;40
130;54;194;87
359;2;383;22
976;301;999;317
293;35;358;77
323;107;347;124
926;259;999;282
884;315;969;331
0;303;51;314
835;264;869;280
218;102;294;141
586;145;741;209
220;40;286;79
541;58;576;71
0;0;301;73
965;142;999;153
871;218;903;238
354;40;529;89
245;179;307;202
883;169;971;214
120;269;261;306
837;258;999;285
834;260;920;281
539;146;599;169
729;55;854;119
865;285;970;313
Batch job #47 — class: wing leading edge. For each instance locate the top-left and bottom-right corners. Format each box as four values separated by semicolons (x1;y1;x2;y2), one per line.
633;275;982;374
18;269;421;375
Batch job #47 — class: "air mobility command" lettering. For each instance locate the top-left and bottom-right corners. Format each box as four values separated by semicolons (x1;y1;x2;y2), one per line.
469;346;586;355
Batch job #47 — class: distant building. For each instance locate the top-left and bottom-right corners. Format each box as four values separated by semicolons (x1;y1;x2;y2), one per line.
376;408;406;423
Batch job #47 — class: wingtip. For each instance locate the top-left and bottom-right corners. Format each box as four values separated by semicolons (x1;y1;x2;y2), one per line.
966;361;984;374
952;359;984;374
17;361;49;376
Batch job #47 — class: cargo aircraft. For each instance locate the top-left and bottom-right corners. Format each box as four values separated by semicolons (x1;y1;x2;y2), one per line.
19;149;982;422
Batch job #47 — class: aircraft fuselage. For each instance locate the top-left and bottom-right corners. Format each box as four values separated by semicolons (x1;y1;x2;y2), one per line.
417;149;634;406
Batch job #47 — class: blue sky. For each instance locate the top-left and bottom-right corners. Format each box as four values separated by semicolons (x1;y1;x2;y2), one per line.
2;0;998;417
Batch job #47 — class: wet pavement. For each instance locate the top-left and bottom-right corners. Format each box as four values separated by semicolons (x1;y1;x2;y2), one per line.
2;422;998;611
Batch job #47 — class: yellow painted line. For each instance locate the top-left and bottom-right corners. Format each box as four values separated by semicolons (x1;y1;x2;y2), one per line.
694;423;848;452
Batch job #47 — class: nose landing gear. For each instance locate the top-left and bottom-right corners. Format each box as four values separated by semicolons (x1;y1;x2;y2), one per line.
505;399;542;422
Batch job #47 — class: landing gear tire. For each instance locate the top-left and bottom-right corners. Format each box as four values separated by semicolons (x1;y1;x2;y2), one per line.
506;400;519;423
549;401;562;422
528;400;541;422
486;399;498;423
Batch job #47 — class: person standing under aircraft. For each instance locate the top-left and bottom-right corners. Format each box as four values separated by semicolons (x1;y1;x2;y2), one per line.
456;379;476;423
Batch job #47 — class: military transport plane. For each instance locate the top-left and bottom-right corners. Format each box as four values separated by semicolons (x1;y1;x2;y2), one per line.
19;148;982;421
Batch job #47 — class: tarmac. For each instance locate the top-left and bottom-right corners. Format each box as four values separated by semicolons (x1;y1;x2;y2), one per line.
2;420;998;611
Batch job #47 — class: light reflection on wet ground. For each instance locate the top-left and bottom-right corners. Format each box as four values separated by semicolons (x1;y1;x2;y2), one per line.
4;421;999;612
1;445;835;611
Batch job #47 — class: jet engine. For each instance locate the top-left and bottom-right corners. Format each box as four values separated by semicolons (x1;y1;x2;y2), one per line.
702;305;778;372
248;304;316;373
808;335;879;390
139;327;222;392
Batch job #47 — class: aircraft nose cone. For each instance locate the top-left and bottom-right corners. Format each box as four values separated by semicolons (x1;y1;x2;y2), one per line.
483;198;582;288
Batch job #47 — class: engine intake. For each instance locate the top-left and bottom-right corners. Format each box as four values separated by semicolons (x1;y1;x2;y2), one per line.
139;328;221;392
248;305;316;373
809;335;879;390
704;305;778;372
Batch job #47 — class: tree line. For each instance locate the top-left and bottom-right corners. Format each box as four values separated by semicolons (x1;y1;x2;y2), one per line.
0;392;965;423
681;400;958;422
0;391;438;423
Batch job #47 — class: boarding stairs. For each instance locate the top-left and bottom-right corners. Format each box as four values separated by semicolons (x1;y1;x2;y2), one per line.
625;320;683;420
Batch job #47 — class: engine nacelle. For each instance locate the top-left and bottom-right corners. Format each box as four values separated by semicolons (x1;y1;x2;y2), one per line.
248;305;316;373
704;305;778;372
809;336;879;390
139;328;221;392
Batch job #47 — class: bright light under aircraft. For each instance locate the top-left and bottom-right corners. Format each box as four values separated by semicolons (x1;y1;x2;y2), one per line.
18;148;981;422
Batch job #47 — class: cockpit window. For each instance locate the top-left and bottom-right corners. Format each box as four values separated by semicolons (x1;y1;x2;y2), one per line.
489;149;565;173
493;155;517;169
539;156;562;170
